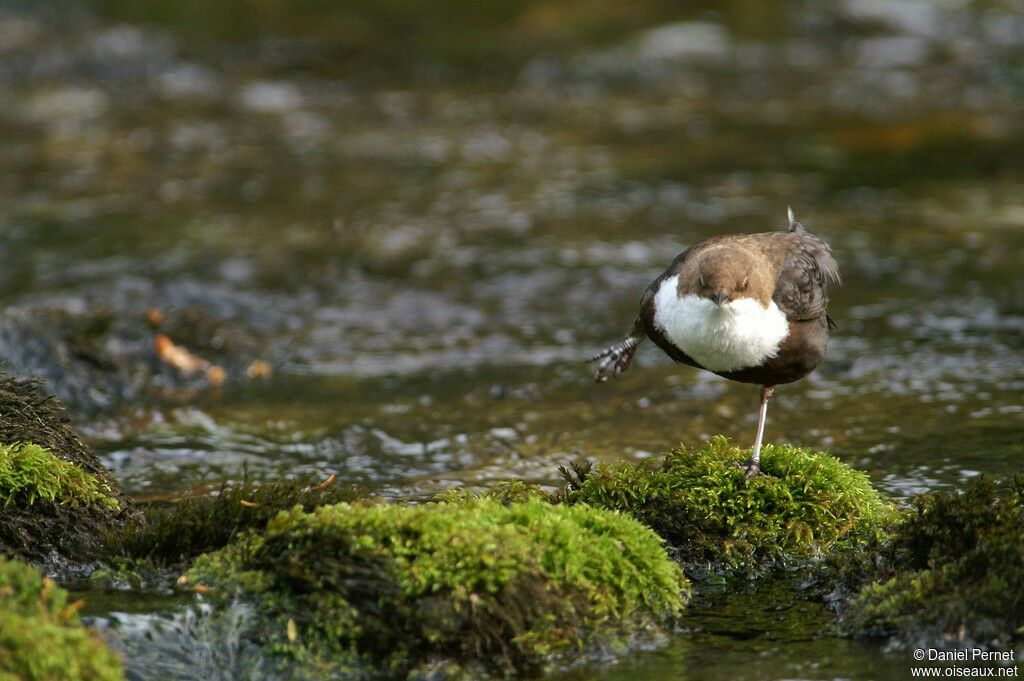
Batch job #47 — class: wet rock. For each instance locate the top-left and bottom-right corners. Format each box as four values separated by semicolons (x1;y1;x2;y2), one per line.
0;308;149;411
0;375;136;566
0;299;281;411
0;556;124;681
187;497;688;677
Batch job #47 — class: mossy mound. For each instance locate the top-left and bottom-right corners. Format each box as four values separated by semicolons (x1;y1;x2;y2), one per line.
841;476;1024;649
0;375;116;485
0;442;128;564
0;556;124;681
189;498;688;677
0;375;135;565
561;436;894;572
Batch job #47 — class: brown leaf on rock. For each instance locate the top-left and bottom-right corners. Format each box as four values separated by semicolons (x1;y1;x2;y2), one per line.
155;333;226;385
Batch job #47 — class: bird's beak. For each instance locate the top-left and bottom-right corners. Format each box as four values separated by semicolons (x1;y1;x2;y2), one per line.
712;291;729;307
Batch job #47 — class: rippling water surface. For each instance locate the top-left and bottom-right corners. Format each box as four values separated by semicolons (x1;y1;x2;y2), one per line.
2;1;1023;678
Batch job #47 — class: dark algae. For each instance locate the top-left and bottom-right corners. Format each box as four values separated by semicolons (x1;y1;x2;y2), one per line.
108;476;363;567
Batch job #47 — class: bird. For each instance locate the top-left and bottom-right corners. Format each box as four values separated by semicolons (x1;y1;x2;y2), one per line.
589;208;839;478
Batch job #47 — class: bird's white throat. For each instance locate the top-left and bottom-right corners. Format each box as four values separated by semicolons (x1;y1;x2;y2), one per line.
652;275;789;372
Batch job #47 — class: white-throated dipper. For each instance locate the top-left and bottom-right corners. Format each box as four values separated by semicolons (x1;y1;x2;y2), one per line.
590;209;839;477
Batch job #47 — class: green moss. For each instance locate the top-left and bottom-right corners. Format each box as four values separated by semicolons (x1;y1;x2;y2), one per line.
0;443;119;510
0;556;124;681
109;477;362;567
841;476;1024;647
189;497;688;676
561;436;895;571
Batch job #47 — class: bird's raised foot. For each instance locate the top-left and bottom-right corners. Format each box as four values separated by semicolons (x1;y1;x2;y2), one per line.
588;336;641;383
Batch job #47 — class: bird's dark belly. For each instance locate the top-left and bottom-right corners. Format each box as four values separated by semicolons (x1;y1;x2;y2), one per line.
645;316;828;386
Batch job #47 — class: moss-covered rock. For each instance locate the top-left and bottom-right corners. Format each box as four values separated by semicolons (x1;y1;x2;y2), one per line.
189;497;689;676
0;442;127;564
840;476;1024;649
0;375;119;486
0;556;124;681
0;375;136;565
560;436;895;572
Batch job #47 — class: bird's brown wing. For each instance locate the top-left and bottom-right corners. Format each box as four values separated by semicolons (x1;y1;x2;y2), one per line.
771;233;839;322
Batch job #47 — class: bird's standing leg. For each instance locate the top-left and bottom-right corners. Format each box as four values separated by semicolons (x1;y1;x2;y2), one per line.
744;385;775;478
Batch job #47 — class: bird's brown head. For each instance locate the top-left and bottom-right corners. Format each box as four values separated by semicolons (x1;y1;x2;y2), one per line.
685;246;773;307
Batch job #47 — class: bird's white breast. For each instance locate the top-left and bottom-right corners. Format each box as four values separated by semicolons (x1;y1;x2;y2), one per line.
652;275;789;372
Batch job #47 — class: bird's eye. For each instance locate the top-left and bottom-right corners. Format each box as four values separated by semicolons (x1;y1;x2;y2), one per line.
738;277;748;291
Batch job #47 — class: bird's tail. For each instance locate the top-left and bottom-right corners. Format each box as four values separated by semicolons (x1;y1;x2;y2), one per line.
787;206;805;233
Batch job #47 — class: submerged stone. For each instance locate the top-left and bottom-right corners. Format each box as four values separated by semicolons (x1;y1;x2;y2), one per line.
0;556;124;681
840;476;1024;651
188;497;689;677
560;436;895;573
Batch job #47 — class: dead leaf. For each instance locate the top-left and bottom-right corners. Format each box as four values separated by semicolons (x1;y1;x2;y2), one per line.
155;334;208;375
302;473;336;494
155;333;226;385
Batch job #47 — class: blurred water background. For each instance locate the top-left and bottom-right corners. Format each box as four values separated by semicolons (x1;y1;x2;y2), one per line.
1;1;1022;678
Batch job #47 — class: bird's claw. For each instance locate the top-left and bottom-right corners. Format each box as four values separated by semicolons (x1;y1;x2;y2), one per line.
589;337;640;383
733;460;764;479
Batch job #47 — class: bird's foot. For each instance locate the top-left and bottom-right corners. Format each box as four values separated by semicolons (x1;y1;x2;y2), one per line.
588;337;640;383
733;459;764;479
